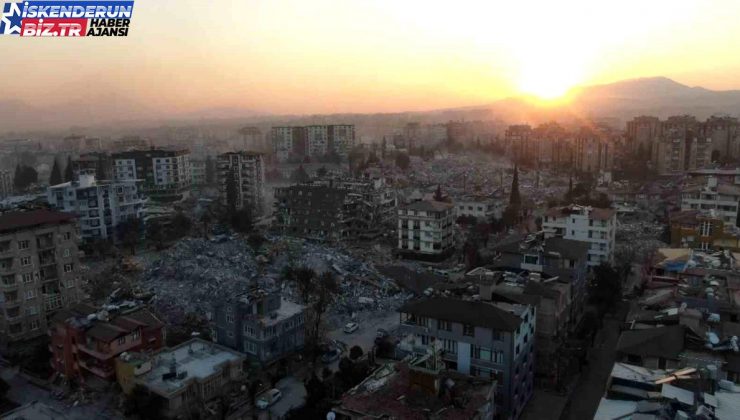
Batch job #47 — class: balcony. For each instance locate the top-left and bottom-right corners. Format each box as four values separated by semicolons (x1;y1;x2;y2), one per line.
78;358;115;378
36;237;55;250
77;343;114;360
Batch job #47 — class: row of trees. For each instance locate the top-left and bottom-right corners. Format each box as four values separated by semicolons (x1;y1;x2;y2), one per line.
48;156;75;186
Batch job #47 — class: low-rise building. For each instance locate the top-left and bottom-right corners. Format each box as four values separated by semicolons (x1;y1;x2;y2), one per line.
454;196;503;221
680;176;740;227
0;210;83;355
47;173;146;242
542;205;616;267
669;210;740;251
397;199;455;261
49;303;165;383
213;288;305;365
398;297;535;419
115;338;246;418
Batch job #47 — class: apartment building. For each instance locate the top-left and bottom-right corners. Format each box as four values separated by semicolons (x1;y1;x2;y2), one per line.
216;152;265;216
238;126;264;151
669;209;740;251
542;205;617;267
0;210;83;354
680;176;740;226
398;297;536;419
490;233;590;331
212;288;305;365
504;125;533;163
626;115;662;154
115;339;246;418
49;303;164;383
112;149;191;201
574;128;612;174
72;152;113;180
454;196;504;221
47;173;146;242
0;170;12;199
397;199;455;261
271;125;355;163
274;176;397;241
190;159;207;187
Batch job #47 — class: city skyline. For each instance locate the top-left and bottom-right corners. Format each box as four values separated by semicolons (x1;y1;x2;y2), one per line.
3;0;740;120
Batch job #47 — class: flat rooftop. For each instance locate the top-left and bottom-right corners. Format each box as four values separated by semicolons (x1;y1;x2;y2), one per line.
137;338;244;397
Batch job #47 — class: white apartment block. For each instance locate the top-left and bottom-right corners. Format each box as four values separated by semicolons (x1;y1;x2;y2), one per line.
330;124;355;158
272;127;296;163
681;176;740;226
397;200;455;259
217;152;265;216
542;205;616;267
306;125;329;158
47;174;146;241
454;197;503;221
112;149;191;201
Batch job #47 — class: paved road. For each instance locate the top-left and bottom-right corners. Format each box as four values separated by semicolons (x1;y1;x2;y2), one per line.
323;311;400;370
560;311;623;420
266;376;306;419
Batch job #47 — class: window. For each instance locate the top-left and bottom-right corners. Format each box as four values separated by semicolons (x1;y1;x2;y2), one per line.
25;289;36;300
463;324;475;337
1;275;15;286
63;249;71;258
132;330;140;340
22;273;32;284
29;319;39;330
437;320;452;331
523;255;539;265
471;345;492;361
18;240;29;250
244;340;257;354
63;232;72;241
26;305;38;316
442;339;457;354
118;336;126;345
492;330;502;341
63;264;73;273
226;314;234;323
20;257;31;266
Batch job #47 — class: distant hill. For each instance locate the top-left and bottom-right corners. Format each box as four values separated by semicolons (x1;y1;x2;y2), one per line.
2;77;740;133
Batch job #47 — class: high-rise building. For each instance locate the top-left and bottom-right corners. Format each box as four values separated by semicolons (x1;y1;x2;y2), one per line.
271;125;355;162
47;173;146;242
217;152;265;216
626;116;662;154
574;127;612;174
112;149;191;201
0;210;83;354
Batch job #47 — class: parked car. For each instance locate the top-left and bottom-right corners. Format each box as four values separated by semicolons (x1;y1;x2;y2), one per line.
375;328;389;345
321;348;341;364
344;322;359;334
256;388;282;409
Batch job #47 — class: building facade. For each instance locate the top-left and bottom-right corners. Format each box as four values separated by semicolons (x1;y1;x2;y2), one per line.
271;125;356;163
399;297;536;419
116;338;245;418
47;173;146;242
213;288;305;365
112;149;191;201
0;170;12;199
190;159;207;187
542;205;617;267
0;210;83;354
49;303;165;383
216;152;265;216
397;199;455;261
680;176;740;227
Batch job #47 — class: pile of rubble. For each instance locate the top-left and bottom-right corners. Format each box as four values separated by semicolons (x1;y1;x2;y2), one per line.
137;238;258;322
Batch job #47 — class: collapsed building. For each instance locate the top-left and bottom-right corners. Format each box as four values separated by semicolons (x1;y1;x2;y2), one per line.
273;176;397;241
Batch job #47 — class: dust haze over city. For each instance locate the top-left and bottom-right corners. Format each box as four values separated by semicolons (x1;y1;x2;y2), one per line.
2;1;740;420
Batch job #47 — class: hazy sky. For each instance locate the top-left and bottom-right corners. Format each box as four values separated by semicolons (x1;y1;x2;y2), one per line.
3;0;740;115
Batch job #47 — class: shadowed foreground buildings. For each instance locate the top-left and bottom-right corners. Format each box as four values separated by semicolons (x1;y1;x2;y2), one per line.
398;296;535;419
0;210;83;356
212;287;306;365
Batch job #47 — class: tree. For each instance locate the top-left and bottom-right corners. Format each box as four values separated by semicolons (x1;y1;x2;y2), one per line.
49;158;62;186
64;155;74;182
290;165;310;183
310;272;339;341
125;384;165;420
13;164;38;191
395;152;410;170
349;345;364;361
316;166;328;178
146;220;166;250
170;212;192;239
294;266;316;303
590;263;622;314
231;208;253;233
247;232;266;251
117;217;141;255
96;158;108;180
509;165;521;209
